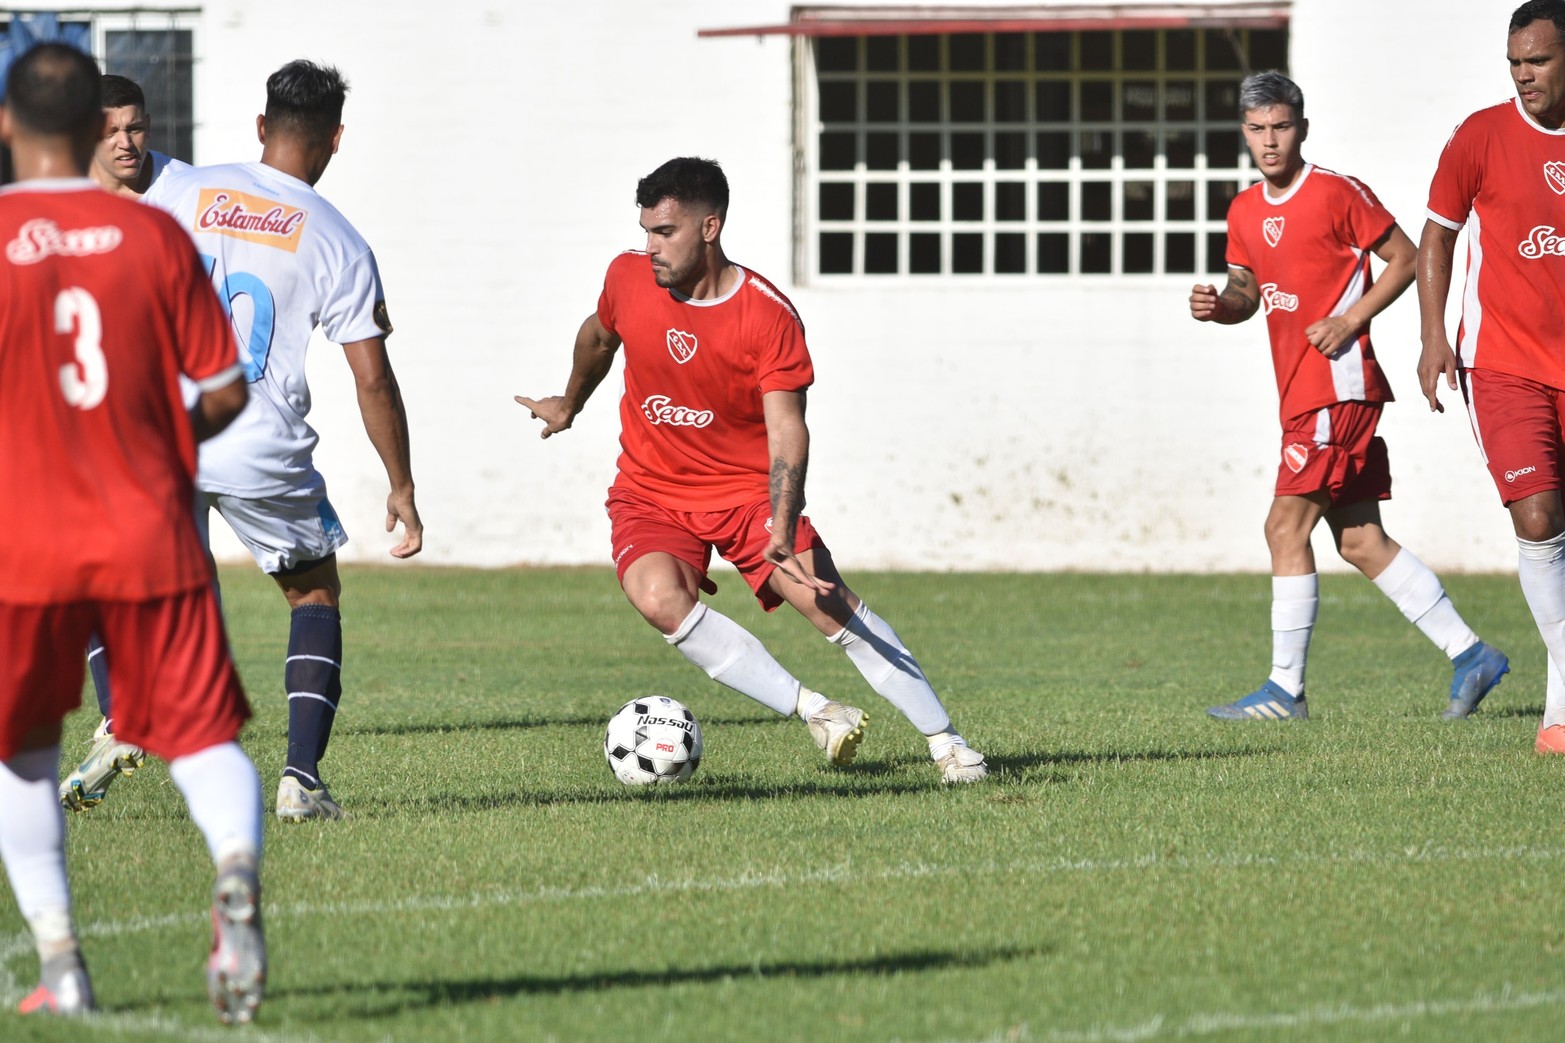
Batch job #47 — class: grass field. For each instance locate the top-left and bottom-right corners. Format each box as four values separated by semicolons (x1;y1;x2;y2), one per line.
2;564;1561;1042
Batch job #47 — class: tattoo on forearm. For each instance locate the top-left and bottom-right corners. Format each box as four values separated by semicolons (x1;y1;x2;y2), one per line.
1222;269;1259;319
770;458;807;520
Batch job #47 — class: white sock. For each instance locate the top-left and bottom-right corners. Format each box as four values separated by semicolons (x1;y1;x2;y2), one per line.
1370;548;1480;659
1546;655;1565;730
795;687;829;722
0;746;77;959
830;602;952;734
925;731;969;761
666;603;801;716
1518;534;1565;727
1269;574;1318;697
168;742;262;867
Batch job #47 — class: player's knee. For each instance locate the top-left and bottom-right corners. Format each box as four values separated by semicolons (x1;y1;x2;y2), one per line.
624;582;697;636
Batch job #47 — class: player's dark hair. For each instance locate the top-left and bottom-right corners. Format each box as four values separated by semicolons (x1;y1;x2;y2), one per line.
1511;0;1565;40
100;74;145;110
1238;71;1304;119
5;43;101;136
264;60;348;145
636;157;729;218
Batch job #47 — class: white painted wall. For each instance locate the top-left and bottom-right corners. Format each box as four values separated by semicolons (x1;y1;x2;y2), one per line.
161;0;1520;573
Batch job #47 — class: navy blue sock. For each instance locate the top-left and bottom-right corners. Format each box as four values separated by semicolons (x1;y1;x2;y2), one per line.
86;632;112;722
283;605;343;787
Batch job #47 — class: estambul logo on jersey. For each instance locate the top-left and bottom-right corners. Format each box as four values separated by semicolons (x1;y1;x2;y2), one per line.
196;188;308;253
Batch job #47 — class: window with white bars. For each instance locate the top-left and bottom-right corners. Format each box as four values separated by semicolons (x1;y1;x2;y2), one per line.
802;26;1286;280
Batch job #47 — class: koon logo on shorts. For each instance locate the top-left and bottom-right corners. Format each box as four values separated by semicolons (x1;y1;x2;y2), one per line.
1262;216;1285;247
1519;225;1565;259
1284;443;1310;474
642;394;714;428
667;328;698;364
1506;465;1538;483
1545;162;1565;195
6;219;123;265
1260;283;1299;315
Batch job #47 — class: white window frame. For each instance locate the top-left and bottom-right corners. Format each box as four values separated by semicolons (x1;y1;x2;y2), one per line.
797;25;1281;282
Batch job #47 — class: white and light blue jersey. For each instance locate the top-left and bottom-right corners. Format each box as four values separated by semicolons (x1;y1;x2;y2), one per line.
145;160;390;497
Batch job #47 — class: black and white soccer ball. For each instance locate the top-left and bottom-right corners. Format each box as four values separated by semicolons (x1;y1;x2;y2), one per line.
604;696;703;786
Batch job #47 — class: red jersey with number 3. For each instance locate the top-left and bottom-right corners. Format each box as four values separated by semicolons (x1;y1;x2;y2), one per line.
1426;98;1565;389
1225;164;1397;422
0;180;239;603
597;251;814;511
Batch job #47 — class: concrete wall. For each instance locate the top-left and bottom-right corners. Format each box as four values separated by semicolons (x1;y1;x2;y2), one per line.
108;0;1523;572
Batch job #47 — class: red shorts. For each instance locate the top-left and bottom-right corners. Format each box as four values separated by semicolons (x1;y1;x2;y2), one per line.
1464;368;1565;506
0;586;249;762
1274;401;1392;506
607;488;827;611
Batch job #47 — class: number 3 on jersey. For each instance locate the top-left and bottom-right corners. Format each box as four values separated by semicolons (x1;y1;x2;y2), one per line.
202;253;276;382
56;286;107;410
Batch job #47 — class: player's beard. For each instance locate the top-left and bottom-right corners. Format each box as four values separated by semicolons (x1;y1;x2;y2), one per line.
652;257;695;290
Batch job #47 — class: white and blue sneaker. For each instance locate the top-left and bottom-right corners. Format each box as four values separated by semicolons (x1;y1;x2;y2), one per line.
1207;680;1308;721
1443;642;1510;719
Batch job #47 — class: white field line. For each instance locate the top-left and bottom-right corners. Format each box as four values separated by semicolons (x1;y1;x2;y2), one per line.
2;842;1560;1040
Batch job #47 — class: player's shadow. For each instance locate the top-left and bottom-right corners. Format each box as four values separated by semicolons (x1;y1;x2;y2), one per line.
1472;703;1544;720
279;943;1048;1018
988;746;1271;776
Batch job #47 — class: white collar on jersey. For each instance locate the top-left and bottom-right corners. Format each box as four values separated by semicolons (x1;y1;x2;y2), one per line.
668;264;746;307
1262;163;1314;206
1511;95;1565;136
0;176;97;195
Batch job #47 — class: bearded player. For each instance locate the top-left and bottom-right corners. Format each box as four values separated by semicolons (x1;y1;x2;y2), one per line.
1189;71;1508;721
517;157;987;783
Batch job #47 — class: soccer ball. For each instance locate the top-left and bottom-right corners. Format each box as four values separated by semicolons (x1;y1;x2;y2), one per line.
604;696;703;786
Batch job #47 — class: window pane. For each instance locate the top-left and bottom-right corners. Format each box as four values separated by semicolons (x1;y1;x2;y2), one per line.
1082;182;1112;221
1123;80;1157;121
1250;30;1288;70
1123;232;1154;273
953;233;984;273
1166;232;1196;273
1123;30;1156;70
866;182;898;221
950;34;986;71
1207;180;1241;219
865;232;899;273
816;38;857;72
995;233;1027;273
1036;131;1071;169
1036;81;1072;121
866;81;898;122
1166;30;1196;70
1124;181;1155;221
1206;130;1241;170
1081;80;1113;120
908;35;940;71
1207;231;1230;273
995;131;1027;169
951;132;985;169
1035;31;1072;71
1124;130;1156;169
1166;130;1197;169
1080;130;1113;169
866;131;899;170
949;81;985;122
1205;79;1240;121
995;80;1027;122
953;182;984;221
1080;31;1113;70
1166;180;1196;221
1038;232;1070;272
910;182;941;220
1081;232;1112;273
996;182;1026;221
909;132;941;170
819;81;857;122
819;232;854;273
910;233;942;273
866;36;899;72
820;132;856;170
995;33;1027;71
909;80;941;121
1205;29;1241;70
1165;80;1197;121
1038;182;1069;220
106;29;195;163
819;182;855;220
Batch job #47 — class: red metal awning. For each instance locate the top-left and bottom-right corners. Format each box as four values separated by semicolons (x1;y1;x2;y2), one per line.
699;4;1289;38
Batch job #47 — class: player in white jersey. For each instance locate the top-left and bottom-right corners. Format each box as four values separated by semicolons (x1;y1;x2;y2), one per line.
61;73;197;812
69;59;423;822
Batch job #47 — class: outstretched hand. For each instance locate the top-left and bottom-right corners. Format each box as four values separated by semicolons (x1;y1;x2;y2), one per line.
763;538;836;596
514;395;574;438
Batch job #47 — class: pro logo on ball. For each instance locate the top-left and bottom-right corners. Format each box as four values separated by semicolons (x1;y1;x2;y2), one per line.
604;696;703;785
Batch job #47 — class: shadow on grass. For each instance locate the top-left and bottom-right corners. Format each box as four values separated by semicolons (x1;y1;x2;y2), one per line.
277;943;1048;1016
990;746;1273;775
345;714;780;737
1475;703;1545;720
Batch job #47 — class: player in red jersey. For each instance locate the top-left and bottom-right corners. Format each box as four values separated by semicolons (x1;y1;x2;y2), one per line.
517;157;986;783
1419;0;1565;753
0;44;266;1023
1190;71;1507;721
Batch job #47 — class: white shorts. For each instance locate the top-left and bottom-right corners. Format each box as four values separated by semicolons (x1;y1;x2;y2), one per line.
203;473;349;575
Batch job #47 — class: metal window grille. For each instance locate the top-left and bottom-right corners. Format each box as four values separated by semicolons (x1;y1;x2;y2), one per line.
801;27;1286;280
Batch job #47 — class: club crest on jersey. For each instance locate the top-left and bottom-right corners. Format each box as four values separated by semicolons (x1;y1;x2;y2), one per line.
1546;162;1565;196
642;394;714;428
5;218;123;265
1284;443;1310;473
1260;283;1299;314
195;188;308;253
667;328;698;364
1262;216;1285;248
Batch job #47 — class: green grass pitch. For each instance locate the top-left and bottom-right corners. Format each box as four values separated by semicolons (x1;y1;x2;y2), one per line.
2;565;1562;1042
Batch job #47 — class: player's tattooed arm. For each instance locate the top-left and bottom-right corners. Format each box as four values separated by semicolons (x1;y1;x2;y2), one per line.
760;389;833;594
1189;267;1259;324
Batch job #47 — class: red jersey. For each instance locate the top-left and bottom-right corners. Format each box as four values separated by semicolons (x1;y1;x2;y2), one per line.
597;251;814;510
1225;164;1396;421
1426;98;1565;389
0;180;239;604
